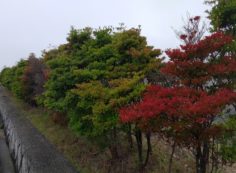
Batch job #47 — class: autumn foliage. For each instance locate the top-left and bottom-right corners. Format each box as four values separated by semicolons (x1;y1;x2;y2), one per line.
1;15;236;172
120;28;236;173
22;53;47;105
162;32;236;87
120;86;236;124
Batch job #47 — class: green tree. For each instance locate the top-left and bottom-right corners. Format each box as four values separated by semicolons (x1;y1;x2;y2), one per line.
219;115;236;165
206;0;236;35
0;59;27;99
41;26;161;158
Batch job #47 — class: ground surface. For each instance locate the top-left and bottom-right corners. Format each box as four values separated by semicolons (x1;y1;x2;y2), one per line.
225;164;236;173
0;129;15;173
3;89;236;173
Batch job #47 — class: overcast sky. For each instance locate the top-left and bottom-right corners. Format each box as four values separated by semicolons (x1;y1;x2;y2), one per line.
0;0;210;69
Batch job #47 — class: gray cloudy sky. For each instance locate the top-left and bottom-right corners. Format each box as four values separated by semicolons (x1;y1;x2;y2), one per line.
0;0;209;69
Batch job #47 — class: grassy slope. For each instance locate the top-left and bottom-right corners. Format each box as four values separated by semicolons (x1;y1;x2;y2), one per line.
6;91;196;173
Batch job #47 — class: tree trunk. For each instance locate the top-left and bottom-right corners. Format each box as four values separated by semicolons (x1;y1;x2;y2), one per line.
210;137;218;173
196;144;202;173
109;127;119;159
168;140;176;173
135;128;143;168
200;141;209;173
127;123;133;149
195;141;209;173
143;132;152;168
210;138;214;173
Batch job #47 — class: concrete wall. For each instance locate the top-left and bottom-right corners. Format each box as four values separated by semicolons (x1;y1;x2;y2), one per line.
0;129;15;173
0;86;78;173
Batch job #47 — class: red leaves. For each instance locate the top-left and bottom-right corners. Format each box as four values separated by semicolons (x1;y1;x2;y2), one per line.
22;54;47;105
167;32;232;62
119;29;236;150
180;32;232;54
180;34;188;40
209;56;236;75
188;89;236;117
120;86;236;124
162;32;235;87
193;16;200;21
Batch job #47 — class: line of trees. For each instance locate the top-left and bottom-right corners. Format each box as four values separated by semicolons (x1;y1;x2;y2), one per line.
0;26;163;164
0;1;236;173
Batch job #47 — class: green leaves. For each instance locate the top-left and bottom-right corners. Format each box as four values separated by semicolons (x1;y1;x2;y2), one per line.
207;0;236;35
40;26;161;143
0;59;27;99
0;26;162;149
219;116;236;163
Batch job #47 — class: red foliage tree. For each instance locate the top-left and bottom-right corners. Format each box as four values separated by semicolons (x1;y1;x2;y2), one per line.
22;53;47;105
119;30;236;173
176;16;206;45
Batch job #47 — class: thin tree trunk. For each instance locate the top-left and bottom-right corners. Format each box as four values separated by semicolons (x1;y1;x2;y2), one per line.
127;123;133;149
135;128;143;168
200;141;209;173
210;138;215;173
147;132;152;154
195;141;209;173
109;127;119;159
143;132;152;168
215;140;219;171
168;140;176;173
196;144;202;173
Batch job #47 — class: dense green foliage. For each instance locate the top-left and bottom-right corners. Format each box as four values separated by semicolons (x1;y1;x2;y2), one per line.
41;27;161;150
0;59;27;99
0;26;161;155
206;0;236;35
219;115;236;164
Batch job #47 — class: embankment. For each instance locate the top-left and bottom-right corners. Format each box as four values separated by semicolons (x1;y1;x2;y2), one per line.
0;86;78;173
